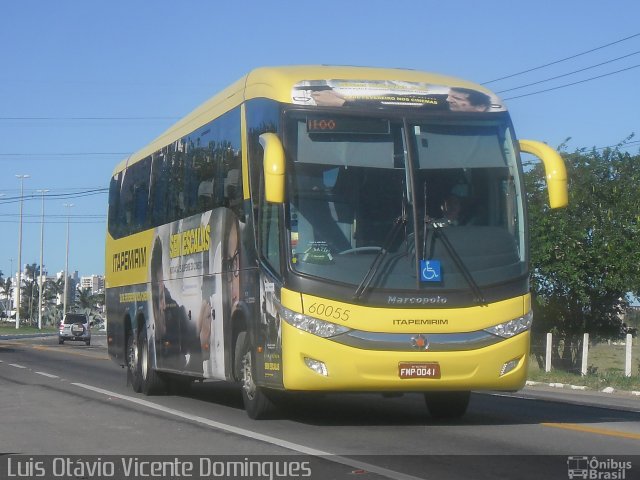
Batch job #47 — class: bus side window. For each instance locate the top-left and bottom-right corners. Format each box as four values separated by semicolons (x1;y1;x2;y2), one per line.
108;172;123;238
150;153;169;227
166;143;186;223
119;156;151;236
197;177;214;211
224;166;243;215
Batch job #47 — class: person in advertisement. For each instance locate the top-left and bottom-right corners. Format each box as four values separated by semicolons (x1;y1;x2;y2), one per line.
199;208;244;379
446;87;492;112
150;235;197;372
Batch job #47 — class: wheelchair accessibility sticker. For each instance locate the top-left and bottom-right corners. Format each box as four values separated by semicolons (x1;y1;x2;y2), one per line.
420;260;441;282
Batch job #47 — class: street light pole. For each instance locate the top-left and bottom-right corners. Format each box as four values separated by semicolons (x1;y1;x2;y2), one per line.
37;189;49;330
15;174;30;329
62;203;74;317
8;257;13;316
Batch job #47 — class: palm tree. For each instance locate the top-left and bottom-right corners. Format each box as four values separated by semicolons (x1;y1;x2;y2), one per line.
2;277;13;319
21;263;38;324
76;287;97;312
44;277;64;326
74;287;104;326
0;271;5;319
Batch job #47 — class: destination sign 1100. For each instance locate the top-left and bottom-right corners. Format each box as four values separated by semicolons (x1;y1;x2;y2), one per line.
307;116;389;135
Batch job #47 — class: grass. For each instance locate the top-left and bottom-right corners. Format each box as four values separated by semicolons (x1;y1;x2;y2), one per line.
0;321;57;335
528;368;640;391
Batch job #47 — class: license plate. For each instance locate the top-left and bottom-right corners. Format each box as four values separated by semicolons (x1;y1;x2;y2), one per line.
399;362;441;379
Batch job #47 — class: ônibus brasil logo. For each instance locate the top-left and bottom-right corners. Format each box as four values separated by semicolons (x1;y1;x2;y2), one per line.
567;456;632;479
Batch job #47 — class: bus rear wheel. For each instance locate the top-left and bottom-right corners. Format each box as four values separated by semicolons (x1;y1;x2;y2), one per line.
127;330;143;393
424;391;470;420
235;331;275;419
138;327;165;395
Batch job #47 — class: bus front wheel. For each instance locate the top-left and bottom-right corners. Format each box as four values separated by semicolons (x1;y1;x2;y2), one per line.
235;331;275;419
424;391;470;420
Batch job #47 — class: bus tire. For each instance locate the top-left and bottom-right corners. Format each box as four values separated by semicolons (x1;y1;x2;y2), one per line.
126;330;143;393
235;331;275;419
424;391;470;420
138;327;165;395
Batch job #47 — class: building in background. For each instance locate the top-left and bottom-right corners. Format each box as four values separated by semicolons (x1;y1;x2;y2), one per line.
80;274;105;295
56;270;79;307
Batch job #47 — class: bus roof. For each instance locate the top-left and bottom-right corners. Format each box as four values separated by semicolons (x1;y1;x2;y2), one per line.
112;65;502;174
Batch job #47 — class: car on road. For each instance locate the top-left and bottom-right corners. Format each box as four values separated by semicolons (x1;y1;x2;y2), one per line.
58;313;91;345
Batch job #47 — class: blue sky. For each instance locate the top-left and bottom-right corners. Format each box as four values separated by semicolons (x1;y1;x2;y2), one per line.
1;0;639;278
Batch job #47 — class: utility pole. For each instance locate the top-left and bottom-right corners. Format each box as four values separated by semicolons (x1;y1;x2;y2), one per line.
15;174;30;329
37;189;49;330
62;203;74;317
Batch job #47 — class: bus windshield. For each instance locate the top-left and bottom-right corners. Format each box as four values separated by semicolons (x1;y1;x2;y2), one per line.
285;112;526;294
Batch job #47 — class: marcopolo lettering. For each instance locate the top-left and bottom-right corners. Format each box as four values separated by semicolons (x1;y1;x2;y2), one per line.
112;247;147;273
387;295;448;305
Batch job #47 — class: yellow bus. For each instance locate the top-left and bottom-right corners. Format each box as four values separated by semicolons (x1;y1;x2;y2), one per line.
106;65;567;419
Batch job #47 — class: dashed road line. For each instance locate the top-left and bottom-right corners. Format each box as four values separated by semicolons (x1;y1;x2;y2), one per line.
35;371;59;378
8;363;27;369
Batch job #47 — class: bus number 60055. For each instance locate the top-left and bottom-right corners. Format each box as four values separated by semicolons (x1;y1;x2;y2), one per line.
307;303;350;322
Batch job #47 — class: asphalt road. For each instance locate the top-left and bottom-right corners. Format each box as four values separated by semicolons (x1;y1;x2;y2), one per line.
1;334;639;480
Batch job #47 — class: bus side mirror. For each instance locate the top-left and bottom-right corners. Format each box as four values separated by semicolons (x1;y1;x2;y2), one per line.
259;133;286;203
519;139;568;209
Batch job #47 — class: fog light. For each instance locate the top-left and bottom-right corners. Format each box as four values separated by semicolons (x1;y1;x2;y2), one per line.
500;357;521;376
304;357;328;376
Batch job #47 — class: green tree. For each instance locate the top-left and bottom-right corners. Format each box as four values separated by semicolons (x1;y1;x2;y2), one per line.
525;140;640;368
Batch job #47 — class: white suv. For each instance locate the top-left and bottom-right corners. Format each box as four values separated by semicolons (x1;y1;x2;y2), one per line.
58;313;91;346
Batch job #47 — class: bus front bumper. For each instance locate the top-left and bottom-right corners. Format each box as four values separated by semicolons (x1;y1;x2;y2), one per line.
281;322;529;392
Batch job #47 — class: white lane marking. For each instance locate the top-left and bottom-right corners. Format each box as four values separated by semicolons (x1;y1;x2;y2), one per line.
35;371;59;378
72;382;425;480
8;363;27;369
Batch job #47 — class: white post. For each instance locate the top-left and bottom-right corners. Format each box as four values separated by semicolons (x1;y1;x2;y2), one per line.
581;332;589;376
545;332;552;373
37;189;49;330
15;174;30;329
625;333;632;378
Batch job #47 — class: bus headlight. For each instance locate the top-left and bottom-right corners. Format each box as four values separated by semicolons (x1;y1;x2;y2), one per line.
484;311;533;338
278;305;350;338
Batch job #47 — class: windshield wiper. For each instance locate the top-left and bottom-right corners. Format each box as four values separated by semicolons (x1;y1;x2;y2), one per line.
430;223;486;305
353;177;410;301
352;213;407;301
422;183;486;305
